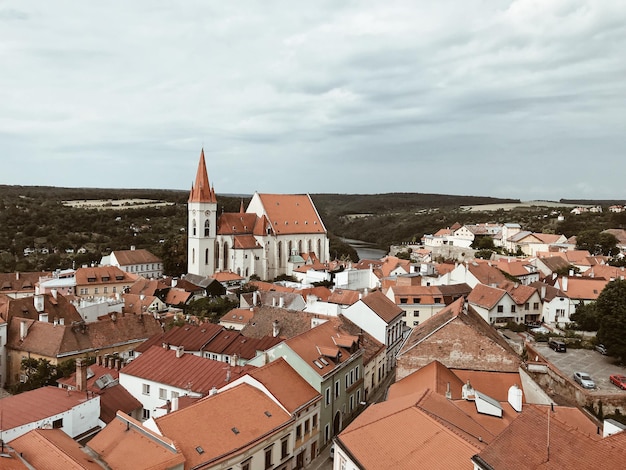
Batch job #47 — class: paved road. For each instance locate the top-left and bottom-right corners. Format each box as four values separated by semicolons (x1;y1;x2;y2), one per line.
534;343;626;393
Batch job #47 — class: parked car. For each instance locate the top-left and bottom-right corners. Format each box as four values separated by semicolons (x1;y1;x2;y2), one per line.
595;344;608;355
573;371;596;389
548;339;567;352
609;374;626;390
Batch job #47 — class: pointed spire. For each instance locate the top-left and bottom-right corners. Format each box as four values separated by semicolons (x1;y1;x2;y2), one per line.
189;149;217;203
239;198;245;214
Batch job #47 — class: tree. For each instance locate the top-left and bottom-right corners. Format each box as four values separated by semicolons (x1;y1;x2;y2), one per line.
576;230;619;256
596;279;626;359
13;358;58;393
570;302;599;331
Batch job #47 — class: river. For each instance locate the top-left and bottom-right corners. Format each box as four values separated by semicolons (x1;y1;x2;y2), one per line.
341;238;387;261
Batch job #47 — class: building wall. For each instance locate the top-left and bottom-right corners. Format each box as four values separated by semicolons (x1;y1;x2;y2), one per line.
187;200;217;278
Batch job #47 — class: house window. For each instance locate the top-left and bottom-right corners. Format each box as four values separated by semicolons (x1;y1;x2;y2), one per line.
241;458;251;470
281;436;289;459
94;288;99;294
414;310;419;317
312;413;318;429
511;305;516;313
400;298;408;304
296;424;302;440
304;419;310;435
413;298;421;303
357;389;361;406
345;374;349;389
142;383;150;395
355;366;360;381
171;391;179;399
142;408;150;420
350;394;354;411
434;297;441;304
324;424;330;443
524;303;529;311
159;388;167;400
113;286;117;293
264;444;273;469
325;387;331;406
335;380;340;398
497;305;504;313
534;302;540;310
52;418;63;429
413;321;419;326
350;369;354;385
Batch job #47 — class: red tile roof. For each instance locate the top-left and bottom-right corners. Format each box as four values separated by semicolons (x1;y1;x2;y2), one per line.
0;387;98;434
155;383;292;468
10;429;104;470
467;283;507;309
247;358;321;413
359;290;404;323
256;193;326;235
475;404;626;469
111;248;162;266
74;265;134;286
136;323;224;353
0;271;50;295
328;289;361;306
164;287;192;306
88;412;185;470
120;346;255;394
0;291;83;324
188;148;217;203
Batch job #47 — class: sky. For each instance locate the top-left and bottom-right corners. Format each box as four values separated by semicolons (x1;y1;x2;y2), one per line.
1;1;625;201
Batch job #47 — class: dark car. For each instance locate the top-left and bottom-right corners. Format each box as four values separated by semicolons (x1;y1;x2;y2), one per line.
548;339;567;352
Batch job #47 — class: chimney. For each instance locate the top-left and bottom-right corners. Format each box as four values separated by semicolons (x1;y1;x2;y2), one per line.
20;320;28;340
130;245;136;251
54;318;58;326
210;386;218;396
541;286;546;299
279;297;284;308
562;276;568;292
104;355;110;368
165;400;171;414
76;358;88;392
97;355;103;366
272;297;276;307
176;346;184;358
115;358;121;370
171;396;179;412
272;320;280;338
33;294;45;312
16;272;19;280
172;278;178;288
252;290;258;306
445;382;452;399
59;317;65;326
225;366;231;382
38;313;48;322
51;289;58;300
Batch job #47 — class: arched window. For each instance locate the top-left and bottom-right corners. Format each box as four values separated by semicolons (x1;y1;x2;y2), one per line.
205;248;209;265
307;239;312;254
278;241;282;266
317;239;321;259
215;242;220;269
204;220;210;237
192;248;195;264
288;241;293;256
223;243;229;271
192;219;197;236
298;240;302;255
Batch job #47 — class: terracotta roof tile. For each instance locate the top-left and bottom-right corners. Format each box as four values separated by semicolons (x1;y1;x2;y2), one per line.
88;412;185;469
10;429;104;470
0;271;50;295
75;265;135;286
247;358;321;413
120;346;255;394
256;193;326;235
111;248;161;266
328;289;362;306
359;290;404;323
475;405;626;469
155;383;292;468
0;387;98;434
467;283;507;309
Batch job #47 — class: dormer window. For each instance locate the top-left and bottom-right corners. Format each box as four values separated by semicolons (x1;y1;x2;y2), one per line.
102;276;110;282
87;277;96;283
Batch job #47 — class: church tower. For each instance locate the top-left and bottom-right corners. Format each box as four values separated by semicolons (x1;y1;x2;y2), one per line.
187;149;217;277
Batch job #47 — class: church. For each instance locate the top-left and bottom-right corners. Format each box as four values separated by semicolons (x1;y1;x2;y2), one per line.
187;149;330;281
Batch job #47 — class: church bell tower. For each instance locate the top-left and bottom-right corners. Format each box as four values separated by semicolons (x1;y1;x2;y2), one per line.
187;149;217;277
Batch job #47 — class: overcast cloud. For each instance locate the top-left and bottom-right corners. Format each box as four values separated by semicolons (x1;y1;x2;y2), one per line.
1;0;625;200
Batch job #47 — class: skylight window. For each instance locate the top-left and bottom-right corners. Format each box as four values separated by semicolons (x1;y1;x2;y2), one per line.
319;357;330;366
196;446;204;454
232;427;240;435
264;411;272;417
313;360;323;369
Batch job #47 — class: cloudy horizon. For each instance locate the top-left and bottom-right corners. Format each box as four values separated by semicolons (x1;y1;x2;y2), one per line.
1;1;625;201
